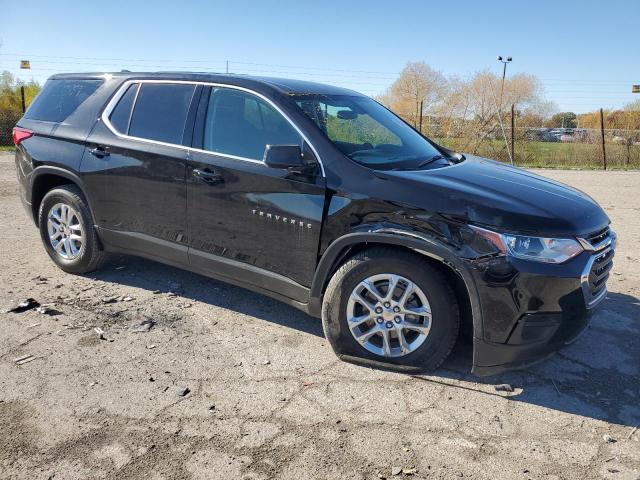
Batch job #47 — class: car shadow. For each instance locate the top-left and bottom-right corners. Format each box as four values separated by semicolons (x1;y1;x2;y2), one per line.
89;255;640;429
87;254;325;338
433;290;640;428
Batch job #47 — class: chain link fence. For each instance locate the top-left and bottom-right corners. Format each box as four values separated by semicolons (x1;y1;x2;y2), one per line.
416;119;640;169
2;110;640;169
0;110;22;148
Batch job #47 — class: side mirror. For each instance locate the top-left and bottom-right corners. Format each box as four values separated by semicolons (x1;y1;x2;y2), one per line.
263;145;304;169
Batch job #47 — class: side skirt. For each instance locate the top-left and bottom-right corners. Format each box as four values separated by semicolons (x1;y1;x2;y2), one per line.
97;227;314;316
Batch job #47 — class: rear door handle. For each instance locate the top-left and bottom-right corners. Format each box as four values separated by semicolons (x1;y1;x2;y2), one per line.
192;168;223;185
89;145;110;158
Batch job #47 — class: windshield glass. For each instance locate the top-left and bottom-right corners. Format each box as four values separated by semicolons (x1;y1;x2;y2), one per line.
294;94;445;170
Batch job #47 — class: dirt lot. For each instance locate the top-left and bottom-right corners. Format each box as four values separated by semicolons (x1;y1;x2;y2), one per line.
0;152;638;480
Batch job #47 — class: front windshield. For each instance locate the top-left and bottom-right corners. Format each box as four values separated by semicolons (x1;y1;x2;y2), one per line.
294;94;445;170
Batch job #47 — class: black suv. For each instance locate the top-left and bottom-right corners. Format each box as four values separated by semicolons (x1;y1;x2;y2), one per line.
13;73;615;375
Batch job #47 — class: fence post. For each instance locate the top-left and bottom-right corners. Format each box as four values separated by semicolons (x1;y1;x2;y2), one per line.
511;104;515;165
20;86;26;113
600;108;607;170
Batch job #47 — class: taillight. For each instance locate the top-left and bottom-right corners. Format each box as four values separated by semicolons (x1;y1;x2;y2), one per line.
12;127;34;146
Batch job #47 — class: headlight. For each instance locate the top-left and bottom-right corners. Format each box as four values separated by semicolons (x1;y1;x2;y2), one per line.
470;226;584;264
503;235;583;264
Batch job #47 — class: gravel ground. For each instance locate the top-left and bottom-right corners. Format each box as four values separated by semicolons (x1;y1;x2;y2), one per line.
0;152;639;480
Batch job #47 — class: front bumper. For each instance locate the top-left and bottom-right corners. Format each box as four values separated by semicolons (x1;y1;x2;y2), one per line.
472;308;592;376
470;236;614;376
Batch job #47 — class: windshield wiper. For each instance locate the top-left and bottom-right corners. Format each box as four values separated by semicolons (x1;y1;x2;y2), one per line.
417;154;447;168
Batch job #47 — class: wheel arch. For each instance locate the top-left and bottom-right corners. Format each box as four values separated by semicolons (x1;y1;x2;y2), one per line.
310;232;482;343
29;167;91;225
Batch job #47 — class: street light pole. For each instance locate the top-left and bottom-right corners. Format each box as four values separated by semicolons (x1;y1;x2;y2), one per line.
494;56;514;165
497;56;512;112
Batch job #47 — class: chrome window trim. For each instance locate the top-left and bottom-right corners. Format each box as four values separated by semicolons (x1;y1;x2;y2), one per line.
125;82;141;135
101;79;326;176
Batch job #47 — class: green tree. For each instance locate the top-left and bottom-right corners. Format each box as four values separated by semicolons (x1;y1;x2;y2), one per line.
0;71;41;146
547;112;577;128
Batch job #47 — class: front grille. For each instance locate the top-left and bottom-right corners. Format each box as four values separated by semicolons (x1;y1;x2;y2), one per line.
590;248;614;293
579;226;615;309
585;226;611;250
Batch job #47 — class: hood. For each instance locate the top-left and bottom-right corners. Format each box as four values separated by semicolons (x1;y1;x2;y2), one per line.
381;155;609;237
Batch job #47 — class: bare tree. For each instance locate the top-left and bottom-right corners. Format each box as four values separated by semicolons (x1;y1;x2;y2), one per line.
378;61;447;128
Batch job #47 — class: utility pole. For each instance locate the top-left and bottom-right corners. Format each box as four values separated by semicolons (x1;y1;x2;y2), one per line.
226;60;229;74
19;59;30;113
419;100;424;133
511;103;515;165
600;108;607;171
20;86;26;113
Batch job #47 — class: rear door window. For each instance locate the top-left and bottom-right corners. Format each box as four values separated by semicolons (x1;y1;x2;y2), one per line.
25;79;103;122
128;83;196;145
108;83;139;134
202;87;301;161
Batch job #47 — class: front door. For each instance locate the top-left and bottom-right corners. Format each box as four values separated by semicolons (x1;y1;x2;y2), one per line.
186;86;325;296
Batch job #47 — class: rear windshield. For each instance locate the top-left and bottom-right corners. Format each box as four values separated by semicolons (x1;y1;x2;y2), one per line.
25;79;103;122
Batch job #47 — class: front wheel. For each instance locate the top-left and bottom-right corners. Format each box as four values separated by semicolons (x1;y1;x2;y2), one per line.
38;185;106;274
321;247;459;372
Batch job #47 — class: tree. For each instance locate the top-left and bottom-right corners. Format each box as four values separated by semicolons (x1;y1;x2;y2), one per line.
625;99;640;112
377;61;447;128
547;112;577;128
0;71;40;146
433;70;547;155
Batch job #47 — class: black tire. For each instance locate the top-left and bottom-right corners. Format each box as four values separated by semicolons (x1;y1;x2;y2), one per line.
38;184;107;274
322;247;459;372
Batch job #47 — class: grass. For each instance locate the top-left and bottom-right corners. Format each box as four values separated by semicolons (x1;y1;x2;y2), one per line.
435;138;640;170
1;140;638;169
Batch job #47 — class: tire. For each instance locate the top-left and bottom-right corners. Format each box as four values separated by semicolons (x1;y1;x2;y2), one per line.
322;247;459;372
38;184;107;274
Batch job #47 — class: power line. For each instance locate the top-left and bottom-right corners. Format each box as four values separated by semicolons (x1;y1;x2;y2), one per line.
0;53;401;76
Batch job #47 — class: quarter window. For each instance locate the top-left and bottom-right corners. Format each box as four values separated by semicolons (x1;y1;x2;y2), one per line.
128;83;196;144
109;83;138;134
203;88;301;161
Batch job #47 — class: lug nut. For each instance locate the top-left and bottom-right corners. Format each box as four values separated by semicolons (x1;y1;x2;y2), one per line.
394;316;402;323
375;306;383;314
385;321;394;329
384;302;391;308
376;317;384;324
393;306;400;313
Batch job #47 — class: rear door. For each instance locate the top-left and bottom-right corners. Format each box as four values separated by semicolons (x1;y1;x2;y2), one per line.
82;81;200;263
186;86;326;295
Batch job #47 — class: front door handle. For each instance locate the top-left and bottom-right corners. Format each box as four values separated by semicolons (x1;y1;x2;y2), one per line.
192;168;223;185
89;145;110;158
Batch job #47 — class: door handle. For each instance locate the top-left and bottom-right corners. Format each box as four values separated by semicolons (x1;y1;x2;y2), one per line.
192;168;223;185
89;146;110;158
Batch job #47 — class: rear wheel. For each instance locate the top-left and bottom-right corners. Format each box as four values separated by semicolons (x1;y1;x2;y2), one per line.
38;185;106;273
322;247;459;371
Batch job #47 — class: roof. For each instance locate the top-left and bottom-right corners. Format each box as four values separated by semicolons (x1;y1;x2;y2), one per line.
48;71;364;96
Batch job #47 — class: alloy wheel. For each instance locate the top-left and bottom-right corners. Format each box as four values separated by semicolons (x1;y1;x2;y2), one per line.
47;202;84;260
346;273;432;357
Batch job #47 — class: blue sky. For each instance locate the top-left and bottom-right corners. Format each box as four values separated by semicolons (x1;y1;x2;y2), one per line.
1;0;638;113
